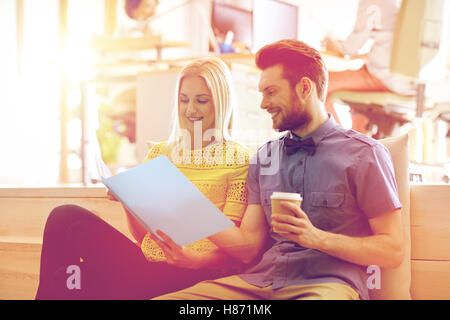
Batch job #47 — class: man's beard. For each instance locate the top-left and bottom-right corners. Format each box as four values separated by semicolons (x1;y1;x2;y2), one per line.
277;91;312;132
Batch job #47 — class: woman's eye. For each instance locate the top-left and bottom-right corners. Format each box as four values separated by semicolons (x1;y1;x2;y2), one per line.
197;99;209;104
180;98;189;103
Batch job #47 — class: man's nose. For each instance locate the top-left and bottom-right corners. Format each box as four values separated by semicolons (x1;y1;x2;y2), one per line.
260;97;271;110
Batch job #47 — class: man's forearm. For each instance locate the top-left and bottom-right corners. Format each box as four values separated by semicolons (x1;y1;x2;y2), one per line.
208;226;264;264
275;203;405;269
196;247;244;271
207;204;268;264
317;230;405;269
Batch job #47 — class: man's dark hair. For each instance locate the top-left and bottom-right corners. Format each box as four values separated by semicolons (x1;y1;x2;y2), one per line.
255;39;328;102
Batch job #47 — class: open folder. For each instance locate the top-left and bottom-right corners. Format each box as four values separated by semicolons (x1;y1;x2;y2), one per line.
99;155;234;246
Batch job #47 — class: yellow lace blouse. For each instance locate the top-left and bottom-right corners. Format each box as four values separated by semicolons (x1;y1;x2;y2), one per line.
140;140;251;262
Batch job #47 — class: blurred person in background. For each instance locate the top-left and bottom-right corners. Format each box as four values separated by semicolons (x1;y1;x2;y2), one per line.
322;0;416;134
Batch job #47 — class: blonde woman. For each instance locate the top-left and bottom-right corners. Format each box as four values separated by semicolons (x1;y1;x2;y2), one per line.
35;57;251;300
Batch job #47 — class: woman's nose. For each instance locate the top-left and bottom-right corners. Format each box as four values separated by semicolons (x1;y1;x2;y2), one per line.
186;101;198;115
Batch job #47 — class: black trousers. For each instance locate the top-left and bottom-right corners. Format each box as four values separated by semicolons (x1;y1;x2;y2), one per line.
35;204;225;300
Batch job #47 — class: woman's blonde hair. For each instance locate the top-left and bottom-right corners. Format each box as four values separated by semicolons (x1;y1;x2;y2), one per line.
167;57;236;146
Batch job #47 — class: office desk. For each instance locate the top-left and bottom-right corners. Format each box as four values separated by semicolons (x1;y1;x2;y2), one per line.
321;50;365;72
90;35;191;60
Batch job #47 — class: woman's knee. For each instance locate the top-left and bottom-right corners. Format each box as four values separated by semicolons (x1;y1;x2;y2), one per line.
45;204;93;231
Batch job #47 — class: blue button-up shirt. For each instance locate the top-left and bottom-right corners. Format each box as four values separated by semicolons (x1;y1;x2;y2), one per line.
239;115;401;300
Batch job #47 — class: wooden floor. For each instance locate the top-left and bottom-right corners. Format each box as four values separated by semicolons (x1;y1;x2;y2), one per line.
0;185;449;300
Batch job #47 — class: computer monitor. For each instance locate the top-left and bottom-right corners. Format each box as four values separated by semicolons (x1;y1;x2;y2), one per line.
211;0;298;52
211;2;253;50
253;0;298;52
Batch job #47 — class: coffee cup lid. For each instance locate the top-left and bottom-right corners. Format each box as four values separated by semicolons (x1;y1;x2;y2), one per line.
270;192;302;201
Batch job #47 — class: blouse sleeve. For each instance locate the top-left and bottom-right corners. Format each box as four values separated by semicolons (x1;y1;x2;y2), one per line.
222;145;251;223
140;141;170;262
142;142;167;163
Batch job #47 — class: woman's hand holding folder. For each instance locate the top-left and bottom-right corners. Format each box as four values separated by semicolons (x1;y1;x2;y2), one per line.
149;230;204;270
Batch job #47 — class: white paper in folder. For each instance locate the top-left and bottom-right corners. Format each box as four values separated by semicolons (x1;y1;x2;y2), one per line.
99;155;234;246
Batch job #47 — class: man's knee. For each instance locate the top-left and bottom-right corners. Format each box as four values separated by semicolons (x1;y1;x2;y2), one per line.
299;283;359;300
152;284;207;300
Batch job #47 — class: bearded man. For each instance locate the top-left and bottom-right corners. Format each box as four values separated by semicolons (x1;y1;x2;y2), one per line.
153;39;405;300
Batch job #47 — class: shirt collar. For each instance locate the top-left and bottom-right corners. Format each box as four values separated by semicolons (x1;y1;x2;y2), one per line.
288;113;337;145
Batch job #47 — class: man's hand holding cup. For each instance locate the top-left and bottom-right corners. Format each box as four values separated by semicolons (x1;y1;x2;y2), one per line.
271;192;325;250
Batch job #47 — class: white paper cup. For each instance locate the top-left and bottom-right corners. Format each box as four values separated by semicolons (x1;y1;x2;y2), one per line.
270;192;302;234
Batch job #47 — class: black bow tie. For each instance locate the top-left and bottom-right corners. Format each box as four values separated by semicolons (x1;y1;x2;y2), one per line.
284;136;317;156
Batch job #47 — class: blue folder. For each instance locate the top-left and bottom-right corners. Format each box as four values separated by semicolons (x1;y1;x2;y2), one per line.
101;155;234;246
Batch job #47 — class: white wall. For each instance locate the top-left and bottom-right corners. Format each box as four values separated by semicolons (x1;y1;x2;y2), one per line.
292;0;359;49
0;0;61;186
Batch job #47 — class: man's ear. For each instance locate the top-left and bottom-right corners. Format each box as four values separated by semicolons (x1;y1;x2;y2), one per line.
295;77;313;102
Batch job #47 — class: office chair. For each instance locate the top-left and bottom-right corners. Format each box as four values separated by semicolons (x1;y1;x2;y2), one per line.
329;0;449;139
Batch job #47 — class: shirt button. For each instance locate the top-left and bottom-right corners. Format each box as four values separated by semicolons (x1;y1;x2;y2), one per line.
323;199;328;205
299;161;303;165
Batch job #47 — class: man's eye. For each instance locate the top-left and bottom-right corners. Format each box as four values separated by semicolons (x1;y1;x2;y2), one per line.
263;90;275;98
